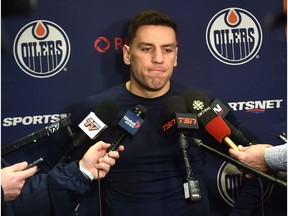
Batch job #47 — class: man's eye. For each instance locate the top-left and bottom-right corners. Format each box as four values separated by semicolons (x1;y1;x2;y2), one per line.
142;47;152;52
164;48;173;53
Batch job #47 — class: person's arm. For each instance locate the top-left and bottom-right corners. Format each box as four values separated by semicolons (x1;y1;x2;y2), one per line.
229;144;272;173
229;144;287;173
13;141;123;216
264;143;287;171
47;141;122;215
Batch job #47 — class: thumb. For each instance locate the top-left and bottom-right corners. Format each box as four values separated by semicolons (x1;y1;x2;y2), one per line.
238;145;249;152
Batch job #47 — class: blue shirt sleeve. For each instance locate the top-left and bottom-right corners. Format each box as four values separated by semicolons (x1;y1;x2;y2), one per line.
264;143;287;171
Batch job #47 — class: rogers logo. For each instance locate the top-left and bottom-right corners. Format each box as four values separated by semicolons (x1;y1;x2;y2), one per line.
94;37;110;53
13;20;70;78
206;8;262;65
228;99;284;112
93;36;128;53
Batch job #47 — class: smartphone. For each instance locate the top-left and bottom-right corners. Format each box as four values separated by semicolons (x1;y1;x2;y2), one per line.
23;157;43;170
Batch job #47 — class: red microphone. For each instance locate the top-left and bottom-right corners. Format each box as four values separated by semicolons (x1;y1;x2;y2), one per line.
182;91;238;151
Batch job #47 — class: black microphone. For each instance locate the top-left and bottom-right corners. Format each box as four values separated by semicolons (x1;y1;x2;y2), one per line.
107;104;146;152
1;117;72;156
59;100;119;162
163;95;202;202
192;138;287;188
182;91;239;151
162;97;199;135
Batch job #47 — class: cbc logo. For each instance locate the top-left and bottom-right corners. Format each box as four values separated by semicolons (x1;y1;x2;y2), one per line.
13;20;70;78
206;8;262;65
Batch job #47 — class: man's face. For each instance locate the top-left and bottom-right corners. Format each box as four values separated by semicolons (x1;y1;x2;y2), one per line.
123;25;178;97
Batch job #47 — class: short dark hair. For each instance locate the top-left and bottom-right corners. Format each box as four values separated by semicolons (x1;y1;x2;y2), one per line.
127;10;178;45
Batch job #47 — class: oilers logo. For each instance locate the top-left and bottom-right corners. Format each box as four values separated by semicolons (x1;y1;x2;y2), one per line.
217;162;273;206
13;20;70;78
206;8;262;65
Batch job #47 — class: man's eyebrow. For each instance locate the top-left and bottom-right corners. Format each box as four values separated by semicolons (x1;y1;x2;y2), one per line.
137;42;153;46
162;43;177;48
137;42;177;48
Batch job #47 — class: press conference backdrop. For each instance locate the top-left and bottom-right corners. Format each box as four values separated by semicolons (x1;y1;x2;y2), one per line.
1;0;287;215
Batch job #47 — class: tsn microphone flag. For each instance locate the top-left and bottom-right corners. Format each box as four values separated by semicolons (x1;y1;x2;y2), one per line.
118;110;144;136
162;113;199;134
78;112;107;139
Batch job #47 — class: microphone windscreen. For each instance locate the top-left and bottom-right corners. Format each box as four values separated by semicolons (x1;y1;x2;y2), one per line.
182;91;211;111
93;100;119;125
182;91;218;125
182;90;232;143
71;100;119;133
166;95;188;115
205;115;231;142
133;104;147;118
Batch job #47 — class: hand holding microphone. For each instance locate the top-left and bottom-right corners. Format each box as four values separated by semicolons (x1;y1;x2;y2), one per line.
229;144;273;175
107;104;146;152
79;141;125;180
59;100;119;163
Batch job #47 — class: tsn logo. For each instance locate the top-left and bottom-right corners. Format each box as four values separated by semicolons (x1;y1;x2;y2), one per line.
163;114;198;132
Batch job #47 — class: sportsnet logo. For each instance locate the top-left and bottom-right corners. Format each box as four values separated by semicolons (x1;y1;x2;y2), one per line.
13;20;70;78
228;99;283;113
206;8;262;65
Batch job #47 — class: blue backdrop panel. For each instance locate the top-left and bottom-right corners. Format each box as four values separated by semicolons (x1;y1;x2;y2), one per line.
1;0;287;215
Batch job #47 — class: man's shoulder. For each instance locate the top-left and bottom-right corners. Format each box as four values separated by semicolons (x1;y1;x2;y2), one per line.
76;83;125;105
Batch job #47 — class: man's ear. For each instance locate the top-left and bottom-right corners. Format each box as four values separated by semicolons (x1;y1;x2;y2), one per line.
123;44;131;65
174;47;178;67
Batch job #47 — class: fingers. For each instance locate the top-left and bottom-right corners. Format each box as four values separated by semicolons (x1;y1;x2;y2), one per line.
80;141;124;180
237;145;249;151
98;156;116;166
228;148;239;158
9;161;28;172
20;166;38;179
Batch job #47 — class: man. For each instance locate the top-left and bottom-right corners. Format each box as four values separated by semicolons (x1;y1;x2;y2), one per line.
68;10;263;216
1;141;123;216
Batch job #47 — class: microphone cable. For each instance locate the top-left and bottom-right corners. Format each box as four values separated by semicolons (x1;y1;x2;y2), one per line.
257;177;265;216
98;169;103;216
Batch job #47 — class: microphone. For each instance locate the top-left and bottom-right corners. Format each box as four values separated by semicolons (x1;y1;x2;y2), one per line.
1;117;72;156
182;91;239;151
163;95;202;202
210;98;252;146
59;100;119;162
107;104;146;152
192;138;287;188
162;96;199;135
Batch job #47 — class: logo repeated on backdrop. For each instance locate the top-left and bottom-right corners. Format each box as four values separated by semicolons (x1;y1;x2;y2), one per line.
228;99;284;113
217;162;273;206
13;20;70;78
206;8;262;65
93;36;128;53
2;113;68;127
